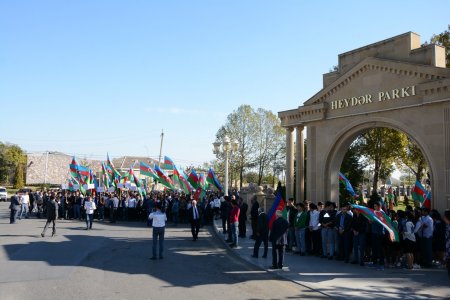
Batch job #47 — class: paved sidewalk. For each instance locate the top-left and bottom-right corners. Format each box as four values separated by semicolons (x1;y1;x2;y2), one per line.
213;218;450;299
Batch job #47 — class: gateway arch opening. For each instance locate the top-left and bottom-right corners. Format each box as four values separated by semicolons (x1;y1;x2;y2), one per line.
335;126;431;210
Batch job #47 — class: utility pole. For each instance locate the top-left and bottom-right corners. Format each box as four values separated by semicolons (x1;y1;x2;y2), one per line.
158;129;164;167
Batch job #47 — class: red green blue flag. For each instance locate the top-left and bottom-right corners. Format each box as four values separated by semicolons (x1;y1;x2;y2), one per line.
139;162;160;181
423;191;432;209
268;188;286;230
339;171;357;198
162;156;175;170
412;180;426;203
188;169;199;189
207;168;223;192
154;164;174;189
352;204;400;242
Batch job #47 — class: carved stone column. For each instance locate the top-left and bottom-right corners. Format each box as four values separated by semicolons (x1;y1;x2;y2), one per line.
286;127;295;200
296;126;305;203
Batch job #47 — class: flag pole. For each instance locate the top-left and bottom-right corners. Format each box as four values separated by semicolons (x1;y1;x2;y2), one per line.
158;129;164;167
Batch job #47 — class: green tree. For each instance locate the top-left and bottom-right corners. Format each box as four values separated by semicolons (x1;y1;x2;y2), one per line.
14;164;25;189
356;128;406;194
430;25;450;68
397;135;427;181
0;142;27;185
253;108;285;185
215;105;256;190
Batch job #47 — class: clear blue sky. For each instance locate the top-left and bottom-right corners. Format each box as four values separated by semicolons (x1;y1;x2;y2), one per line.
1;0;448;167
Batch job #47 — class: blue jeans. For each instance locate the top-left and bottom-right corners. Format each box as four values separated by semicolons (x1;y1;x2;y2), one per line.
74;204;81;219
19;204;28;219
353;232;366;264
295;228;306;253
152;227;165;258
231;222;239;246
321;228;335;257
85;214;93;229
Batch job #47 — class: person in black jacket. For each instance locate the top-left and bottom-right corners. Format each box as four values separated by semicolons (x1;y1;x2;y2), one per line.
335;205;353;262
286;198;298;251
41;194;59;237
238;198;248;238
251;207;269;258
9;193;21;224
250;197;259;240
269;210;289;269
188;200;201;241
351;207;368;266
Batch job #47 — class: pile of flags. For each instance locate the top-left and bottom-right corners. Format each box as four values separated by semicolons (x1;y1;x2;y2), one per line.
67;154;224;199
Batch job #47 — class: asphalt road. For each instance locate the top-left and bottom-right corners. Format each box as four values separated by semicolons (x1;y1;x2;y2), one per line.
0;203;326;300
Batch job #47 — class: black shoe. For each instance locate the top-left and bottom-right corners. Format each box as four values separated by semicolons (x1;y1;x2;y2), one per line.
85;228;89;230
41;233;44;237
225;239;232;243
350;261;358;264
52;231;55;237
159;256;164;259
278;265;283;269
251;255;258;258
269;265;278;270
262;255;267;258
150;257;157;260
229;243;236;248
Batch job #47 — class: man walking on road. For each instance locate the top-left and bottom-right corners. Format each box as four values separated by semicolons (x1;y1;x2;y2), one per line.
9;192;21;224
189;200;201;241
41;194;58;237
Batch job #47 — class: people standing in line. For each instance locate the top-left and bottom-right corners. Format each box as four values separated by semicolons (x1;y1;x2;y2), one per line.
269;210;289;269
41;194;58;237
9;192;21;224
308;203;321;256
336;205;353;263
370;201;386;270
415;207;434;268
229;199;240;248
250;197;260;240
443;209;450;277
320;202;336;259
220;197;229;236
148;202;167;260
286;198;297;252
73;191;82;220
110;194;119;223
294;203;309;256
189;200;201;241
84;195;97;230
252;207;269;258
402;211;417;269
238;198;248;238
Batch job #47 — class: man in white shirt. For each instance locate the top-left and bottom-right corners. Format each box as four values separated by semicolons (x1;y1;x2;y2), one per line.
84;196;96;230
18;193;30;220
149;203;167;259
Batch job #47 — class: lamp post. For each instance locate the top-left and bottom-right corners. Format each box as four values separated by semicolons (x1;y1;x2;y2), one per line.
213;135;238;196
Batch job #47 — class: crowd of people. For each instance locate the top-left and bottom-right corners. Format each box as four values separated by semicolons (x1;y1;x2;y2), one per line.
7;188;450;277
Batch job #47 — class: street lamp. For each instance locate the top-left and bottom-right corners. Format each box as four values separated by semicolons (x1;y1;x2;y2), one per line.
213;135;238;196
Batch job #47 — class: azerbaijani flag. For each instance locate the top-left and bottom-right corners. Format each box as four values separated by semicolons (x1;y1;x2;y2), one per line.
412;180;426;203
162;156;175;170
154;164;174;189
106;153;122;184
179;169;193;193
188;168;199;189
139;162;160;180
70;156;90;178
207;168;223;192
268;188;286;230
339;171;357;198
352;204;400;242
423;191;432;209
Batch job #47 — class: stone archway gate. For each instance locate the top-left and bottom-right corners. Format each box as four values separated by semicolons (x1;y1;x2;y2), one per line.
278;32;450;212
